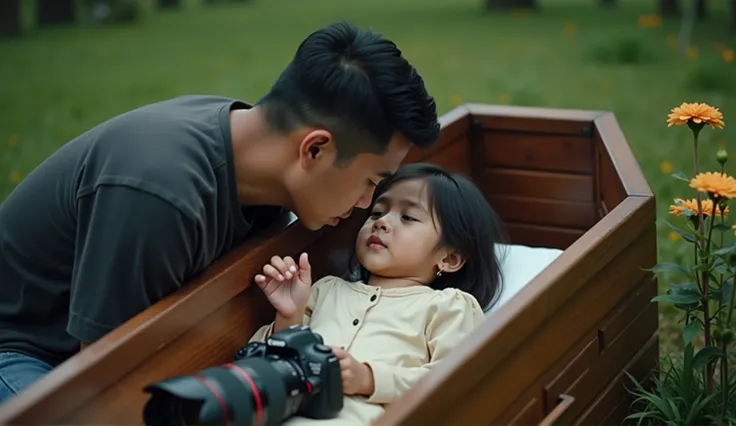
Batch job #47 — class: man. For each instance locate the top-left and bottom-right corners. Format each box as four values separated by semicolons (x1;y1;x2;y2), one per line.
0;21;440;403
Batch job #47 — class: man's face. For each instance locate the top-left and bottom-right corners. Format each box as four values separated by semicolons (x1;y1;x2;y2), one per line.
287;131;411;231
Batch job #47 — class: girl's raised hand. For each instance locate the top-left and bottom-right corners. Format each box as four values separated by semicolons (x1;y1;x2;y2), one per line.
254;253;312;318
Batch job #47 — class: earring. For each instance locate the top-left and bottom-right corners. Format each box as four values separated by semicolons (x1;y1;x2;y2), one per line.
436;269;443;277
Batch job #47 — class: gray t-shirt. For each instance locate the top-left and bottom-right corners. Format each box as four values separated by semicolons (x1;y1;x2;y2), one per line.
0;95;285;366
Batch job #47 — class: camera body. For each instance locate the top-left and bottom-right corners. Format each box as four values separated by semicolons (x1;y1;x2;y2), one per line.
142;325;343;426
234;324;344;420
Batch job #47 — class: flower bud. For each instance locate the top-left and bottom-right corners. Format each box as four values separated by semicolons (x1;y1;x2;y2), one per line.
717;149;728;165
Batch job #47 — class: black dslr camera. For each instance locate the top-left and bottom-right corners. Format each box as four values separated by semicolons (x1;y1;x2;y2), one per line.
142;325;344;426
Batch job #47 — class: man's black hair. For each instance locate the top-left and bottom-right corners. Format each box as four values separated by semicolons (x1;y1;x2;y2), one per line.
256;21;440;165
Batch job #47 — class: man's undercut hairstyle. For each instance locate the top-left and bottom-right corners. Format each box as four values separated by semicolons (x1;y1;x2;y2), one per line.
257;21;440;166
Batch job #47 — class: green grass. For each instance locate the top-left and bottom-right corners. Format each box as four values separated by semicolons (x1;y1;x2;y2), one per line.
1;0;736;353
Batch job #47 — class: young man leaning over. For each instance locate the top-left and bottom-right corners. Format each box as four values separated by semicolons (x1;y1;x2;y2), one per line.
0;20;440;403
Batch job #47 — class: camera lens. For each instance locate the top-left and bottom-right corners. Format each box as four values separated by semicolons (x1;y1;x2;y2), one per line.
143;357;310;426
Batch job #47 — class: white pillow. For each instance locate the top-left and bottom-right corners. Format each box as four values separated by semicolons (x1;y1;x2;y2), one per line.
486;244;563;316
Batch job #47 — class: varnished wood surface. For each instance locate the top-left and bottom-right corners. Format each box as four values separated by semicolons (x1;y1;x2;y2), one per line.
0;104;657;426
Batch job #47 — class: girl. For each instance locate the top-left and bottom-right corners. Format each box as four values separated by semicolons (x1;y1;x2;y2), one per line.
250;163;507;425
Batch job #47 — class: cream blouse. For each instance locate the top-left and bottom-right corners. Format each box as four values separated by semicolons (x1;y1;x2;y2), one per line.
249;275;485;414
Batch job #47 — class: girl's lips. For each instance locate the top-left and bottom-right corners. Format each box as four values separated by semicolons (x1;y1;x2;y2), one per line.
367;235;386;247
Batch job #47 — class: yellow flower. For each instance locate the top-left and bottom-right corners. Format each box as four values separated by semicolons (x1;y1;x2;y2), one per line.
9;171;21;184
563;23;577;37
723;49;734;63
8;135;18;147
732;224;736;236
450;94;463;107
666;35;678;48
667;102;725;129
637;14;662;28
687;45;699;59
669;198;729;217
660;161;673;174
689;172;736;199
668;231;681;242
499;93;511;104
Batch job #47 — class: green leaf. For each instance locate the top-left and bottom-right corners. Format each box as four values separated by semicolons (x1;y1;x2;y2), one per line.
683;321;702;345
692;346;723;370
651;294;701;304
645;263;693;278
672;171;690;182
711;242;736;256
663;220;700;243
652;283;701;309
713;223;732;232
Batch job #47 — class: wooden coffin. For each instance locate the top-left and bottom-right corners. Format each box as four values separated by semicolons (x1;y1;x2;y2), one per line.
0;103;658;425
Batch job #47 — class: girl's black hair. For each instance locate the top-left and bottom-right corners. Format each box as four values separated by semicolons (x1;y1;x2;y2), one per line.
349;162;509;311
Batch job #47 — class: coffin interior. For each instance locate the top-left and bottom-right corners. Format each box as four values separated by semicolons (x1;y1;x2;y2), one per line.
0;104;657;426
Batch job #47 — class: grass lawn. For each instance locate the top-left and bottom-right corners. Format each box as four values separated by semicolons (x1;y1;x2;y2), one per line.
1;0;736;352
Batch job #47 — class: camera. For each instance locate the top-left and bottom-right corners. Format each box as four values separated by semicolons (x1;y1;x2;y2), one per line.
142;325;344;426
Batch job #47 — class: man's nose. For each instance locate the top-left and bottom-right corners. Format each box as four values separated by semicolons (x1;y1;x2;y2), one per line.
355;187;375;209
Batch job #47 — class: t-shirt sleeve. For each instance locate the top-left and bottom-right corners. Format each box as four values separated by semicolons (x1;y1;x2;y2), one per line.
67;184;197;343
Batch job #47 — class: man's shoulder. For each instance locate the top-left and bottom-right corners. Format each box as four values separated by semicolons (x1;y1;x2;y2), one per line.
77;95;246;217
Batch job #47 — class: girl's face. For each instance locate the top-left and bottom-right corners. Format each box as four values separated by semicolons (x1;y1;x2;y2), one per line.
356;178;458;284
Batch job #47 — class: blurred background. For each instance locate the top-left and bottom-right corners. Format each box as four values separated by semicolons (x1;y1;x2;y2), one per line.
1;0;735;353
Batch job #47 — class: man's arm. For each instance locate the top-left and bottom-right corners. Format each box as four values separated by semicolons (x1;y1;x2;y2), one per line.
69;184;197;346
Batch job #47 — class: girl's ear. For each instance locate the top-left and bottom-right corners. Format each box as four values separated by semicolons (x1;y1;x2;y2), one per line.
438;250;466;274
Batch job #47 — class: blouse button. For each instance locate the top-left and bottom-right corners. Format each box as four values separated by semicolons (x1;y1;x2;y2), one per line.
352;318;359;326
370;295;377;302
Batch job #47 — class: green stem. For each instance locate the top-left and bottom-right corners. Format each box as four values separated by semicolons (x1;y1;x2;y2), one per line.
720;342;729;424
693;131;714;393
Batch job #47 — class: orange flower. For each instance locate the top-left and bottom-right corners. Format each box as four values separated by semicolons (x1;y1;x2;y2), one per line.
659;161;673;174
637;14;662;28
669;198;729;217
687;45;699;59
689;172;736;199
668;231;681;242
723;49;734;63
667;102;725;129
9;171;21;184
562;23;577;37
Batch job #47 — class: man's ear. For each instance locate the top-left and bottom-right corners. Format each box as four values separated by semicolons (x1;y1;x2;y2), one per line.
438;249;466;274
298;129;336;170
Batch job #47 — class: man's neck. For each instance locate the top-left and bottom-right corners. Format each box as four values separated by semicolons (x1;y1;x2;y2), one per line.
229;107;294;209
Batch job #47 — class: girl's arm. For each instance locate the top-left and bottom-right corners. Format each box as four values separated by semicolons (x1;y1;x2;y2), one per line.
363;290;486;404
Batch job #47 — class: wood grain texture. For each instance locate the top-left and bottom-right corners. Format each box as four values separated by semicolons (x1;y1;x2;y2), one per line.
481;168;594;202
594;113;652;197
505;223;585;249
483;131;595;174
466;103;604;135
485;194;596;229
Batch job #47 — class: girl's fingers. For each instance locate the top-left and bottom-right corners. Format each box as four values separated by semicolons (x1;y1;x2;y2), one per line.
283;256;298;275
262;264;283;282
270;256;291;279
